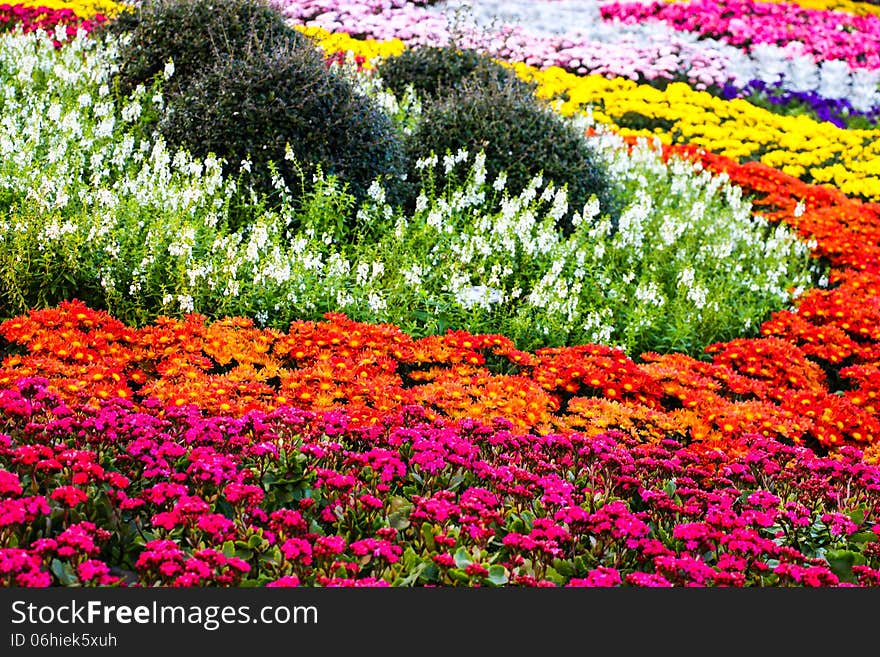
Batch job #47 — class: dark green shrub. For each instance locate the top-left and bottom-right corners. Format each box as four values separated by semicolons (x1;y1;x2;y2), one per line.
375;45;531;102
102;0;407;220
405;76;621;234
102;0;306;98
159;38;407;215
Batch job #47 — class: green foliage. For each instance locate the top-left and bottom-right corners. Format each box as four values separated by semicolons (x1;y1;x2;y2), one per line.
374;44;530;102
404;74;622;234
159;38;407;217
102;0;407;214
100;0;305;98
0;29;824;359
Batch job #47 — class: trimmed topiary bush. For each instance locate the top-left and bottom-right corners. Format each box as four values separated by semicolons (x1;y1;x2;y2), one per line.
102;0;306;98
103;0;407;218
160;38;407;214
374;44;531;101
405;75;621;234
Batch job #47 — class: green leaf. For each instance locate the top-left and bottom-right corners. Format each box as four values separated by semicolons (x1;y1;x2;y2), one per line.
848;531;878;546
421;522;437;552
487;565;508;586
398;562;427;587
51;559;77;586
848;508;866;526
543;566;565;586
552;559;575;578
419;563;440;584
402;547;419;569
388;496;411;513
453;547;472;569
222;540;236;558
448;471;467;490
388;496;412;530
825;549;865;583
388;512;411;531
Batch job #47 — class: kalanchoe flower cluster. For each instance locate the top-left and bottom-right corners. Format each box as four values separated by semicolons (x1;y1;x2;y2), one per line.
2;382;880;587
3;0;880;588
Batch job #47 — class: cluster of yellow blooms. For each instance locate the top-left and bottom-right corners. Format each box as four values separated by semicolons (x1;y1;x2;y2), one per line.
295;25;405;69
13;0;127;18
509;64;880;200
301;27;880;202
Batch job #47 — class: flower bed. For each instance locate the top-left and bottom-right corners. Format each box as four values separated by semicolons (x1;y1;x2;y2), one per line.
3;0;880;586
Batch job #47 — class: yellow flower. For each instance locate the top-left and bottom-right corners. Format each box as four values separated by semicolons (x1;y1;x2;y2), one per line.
304;30;880;201
295;26;404;69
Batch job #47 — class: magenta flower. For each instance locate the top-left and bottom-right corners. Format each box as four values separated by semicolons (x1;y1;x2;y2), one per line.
195;513;236;541
625;571;674;587
223;482;265;507
314;535;347;558
141;482;190;505
774;562;840;586
433;553;455;568
56;522;108;559
150;510;180;531
77;560;114;584
281;537;314;565
566;567;622;587
50;485;88;508
269;508;308;535
672;522;721;551
320;576;390;587
267;575;302;587
0;470;22;496
349;538;402;564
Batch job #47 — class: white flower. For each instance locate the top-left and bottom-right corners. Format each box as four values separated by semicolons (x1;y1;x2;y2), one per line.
367;180;386;203
492;171;507;192
121;100;142;123
456;285;504;310
367;292;387;314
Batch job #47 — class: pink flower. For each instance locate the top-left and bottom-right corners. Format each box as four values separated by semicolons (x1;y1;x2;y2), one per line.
0;470;22;496
0;499;26;527
433;553;455;568
196;513;236;541
625;571;674;587
464;563;489;578
270;509;308;534
320;576;389;587
77;560;111;583
281;538;314;565
56;522;106;558
151;511;180;531
267;575;302;587
314;535;347;558
349;538;402;564
50;486;88;508
223;482;265;507
567;567;622;587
